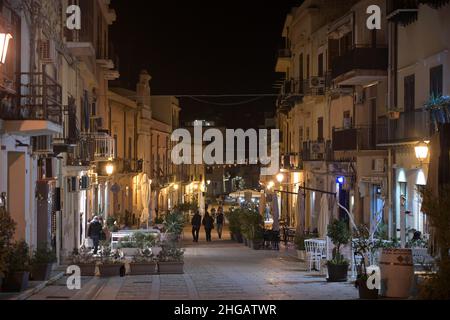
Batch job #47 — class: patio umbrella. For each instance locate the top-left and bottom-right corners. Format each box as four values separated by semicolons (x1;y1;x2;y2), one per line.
297;187;305;235
199;189;205;215
140;174;150;225
318;194;330;238
271;193;280;231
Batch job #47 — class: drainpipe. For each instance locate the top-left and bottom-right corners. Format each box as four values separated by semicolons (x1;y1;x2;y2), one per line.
55;155;63;265
388;148;393;240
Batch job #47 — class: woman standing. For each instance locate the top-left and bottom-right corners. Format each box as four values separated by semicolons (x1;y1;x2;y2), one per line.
202;212;214;242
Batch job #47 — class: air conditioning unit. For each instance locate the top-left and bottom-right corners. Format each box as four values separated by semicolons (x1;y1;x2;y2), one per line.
32;136;53;155
67;177;79;193
309;77;325;88
79;175;91;190
373;159;385;173
311;142;325;154
38;39;56;64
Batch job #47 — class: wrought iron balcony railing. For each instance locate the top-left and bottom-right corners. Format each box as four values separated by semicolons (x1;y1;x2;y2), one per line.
302;140;334;162
333;126;378;151
67;132;116;167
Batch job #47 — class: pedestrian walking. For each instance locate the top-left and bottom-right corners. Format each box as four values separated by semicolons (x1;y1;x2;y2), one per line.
191;210;202;242
216;207;225;239
87;216;103;254
202;211;214;242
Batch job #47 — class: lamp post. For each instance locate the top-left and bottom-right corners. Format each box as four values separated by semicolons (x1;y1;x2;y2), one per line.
0;33;12;65
415;141;429;164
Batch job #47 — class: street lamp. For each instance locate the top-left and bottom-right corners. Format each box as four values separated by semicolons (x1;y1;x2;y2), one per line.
415;141;429;163
267;181;275;190
276;173;285;184
173;184;179;190
106;163;114;176
0;33;12;65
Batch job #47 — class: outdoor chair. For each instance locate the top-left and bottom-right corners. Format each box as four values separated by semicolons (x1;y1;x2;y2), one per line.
305;239;327;272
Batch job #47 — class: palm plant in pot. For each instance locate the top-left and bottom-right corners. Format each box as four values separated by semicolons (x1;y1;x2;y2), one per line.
352;225;381;299
98;242;124;277
3;241;31;292
118;235;140;257
327;219;351;282
163;210;185;242
130;248;158;275
70;246;97;276
157;242;185;274
31;244;57;281
0;207;16;291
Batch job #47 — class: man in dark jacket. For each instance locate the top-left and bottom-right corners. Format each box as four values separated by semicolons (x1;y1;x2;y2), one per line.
191;211;202;242
216;207;225;239
202;212;214;242
87;216;102;254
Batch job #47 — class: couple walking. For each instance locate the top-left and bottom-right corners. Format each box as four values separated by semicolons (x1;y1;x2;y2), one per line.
191;207;225;242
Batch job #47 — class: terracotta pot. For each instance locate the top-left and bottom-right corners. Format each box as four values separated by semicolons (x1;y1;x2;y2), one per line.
129;262;158;275
356;278;379;299
327;264;349;282
158;261;184;274
31;263;53;281
98;264;123;277
2;271;30;292
77;263;97;276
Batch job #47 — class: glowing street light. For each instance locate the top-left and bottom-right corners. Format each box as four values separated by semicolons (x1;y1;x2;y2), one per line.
0;33;12;65
276;173;285;184
105;162;114;176
267;181;275;190
415;141;429;163
173;184;179;190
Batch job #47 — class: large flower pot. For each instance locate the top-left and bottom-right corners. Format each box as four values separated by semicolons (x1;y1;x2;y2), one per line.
379;248;414;298
31;263;53;281
76;263;97;276
327;264;349;282
158;262;184;274
356;278;379;300
120;248;139;257
2;271;30;292
129;262;158;275
98;264;123;277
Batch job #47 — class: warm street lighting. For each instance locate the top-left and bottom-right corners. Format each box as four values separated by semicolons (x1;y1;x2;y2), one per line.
106;163;114;176
207;180;211;185
0;33;12;64
415;141;429;163
276;173;285;183
267;181;275;190
173;184;179;190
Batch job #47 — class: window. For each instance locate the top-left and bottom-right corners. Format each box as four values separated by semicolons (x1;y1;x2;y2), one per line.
318;53;324;77
404;74;415;113
430;65;443;97
343;111;352;129
317;117;324;141
306;127;310;141
306;55;310;79
299;127;304;148
299;53;304;81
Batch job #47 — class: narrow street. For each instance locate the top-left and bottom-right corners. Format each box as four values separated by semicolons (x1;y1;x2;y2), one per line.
26;227;357;300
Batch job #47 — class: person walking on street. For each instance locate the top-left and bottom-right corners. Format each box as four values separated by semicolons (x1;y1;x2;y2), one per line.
191;210;202;242
216;207;225;239
202;212;214;242
87;216;102;254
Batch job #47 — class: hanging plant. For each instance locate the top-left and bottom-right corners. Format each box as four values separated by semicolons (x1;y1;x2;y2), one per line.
424;95;450;132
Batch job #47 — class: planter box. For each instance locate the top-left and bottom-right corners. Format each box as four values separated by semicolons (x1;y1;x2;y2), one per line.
120;248;139;257
151;246;162;257
2;271;30;292
31;263;53;281
327;264;349;282
98;264;123;277
129;262;158;275
76;263;97;276
158;262;184;274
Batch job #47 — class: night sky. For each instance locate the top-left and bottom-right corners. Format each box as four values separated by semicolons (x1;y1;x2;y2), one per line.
110;0;302;128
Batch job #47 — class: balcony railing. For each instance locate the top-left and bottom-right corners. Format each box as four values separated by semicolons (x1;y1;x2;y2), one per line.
302;140;334;162
387;0;419;25
333;127;378;151
331;47;388;81
0;68;62;124
281;153;303;170
67;132;116;167
377;110;432;145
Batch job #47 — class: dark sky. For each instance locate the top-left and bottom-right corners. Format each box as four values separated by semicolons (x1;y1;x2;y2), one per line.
110;0;301;128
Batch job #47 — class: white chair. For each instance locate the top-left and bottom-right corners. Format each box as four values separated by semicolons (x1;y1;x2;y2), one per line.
305;239;327;272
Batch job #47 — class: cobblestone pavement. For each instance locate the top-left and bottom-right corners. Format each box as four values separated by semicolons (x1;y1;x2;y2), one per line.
26;227;358;300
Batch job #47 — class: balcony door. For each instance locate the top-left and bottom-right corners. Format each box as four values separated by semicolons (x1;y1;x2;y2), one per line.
404;74;415;139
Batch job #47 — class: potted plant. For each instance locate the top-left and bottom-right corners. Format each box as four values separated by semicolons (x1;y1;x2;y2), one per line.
129;248;158;275
0;207;16;291
157;243;184;274
326;219;351;282
70;246;97;276
294;234;306;260
31;244;57;281
3;241;31;292
163;210;185;242
98;243;124;277
352;225;381;299
118;236;140;257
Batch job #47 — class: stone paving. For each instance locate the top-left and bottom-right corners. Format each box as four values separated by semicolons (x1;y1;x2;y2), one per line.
25;227;358;300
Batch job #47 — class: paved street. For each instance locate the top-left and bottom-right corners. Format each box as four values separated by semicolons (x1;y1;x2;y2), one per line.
26;227;358;300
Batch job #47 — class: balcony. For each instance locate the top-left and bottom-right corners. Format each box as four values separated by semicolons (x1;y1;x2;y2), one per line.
333;127;377;151
1;69;63;136
418;0;450;9
377;110;432;145
281;153;303;171
302;140;334;162
67;132;116;167
331;47;388;86
387;0;419;26
275;48;292;73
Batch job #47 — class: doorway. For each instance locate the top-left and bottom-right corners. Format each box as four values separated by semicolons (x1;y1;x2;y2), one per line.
8;152;26;241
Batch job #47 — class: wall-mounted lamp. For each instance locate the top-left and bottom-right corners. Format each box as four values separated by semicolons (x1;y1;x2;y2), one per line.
0;33;12;65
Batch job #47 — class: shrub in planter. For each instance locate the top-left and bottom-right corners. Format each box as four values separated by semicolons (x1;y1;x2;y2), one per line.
163;210;185;238
158;243;185;274
130;248;157;275
226;209;242;242
0;207;16;291
3;241;31;292
98;244;124;277
70;246;97;276
31;244;57;281
294;234;306;260
326;219;351;282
